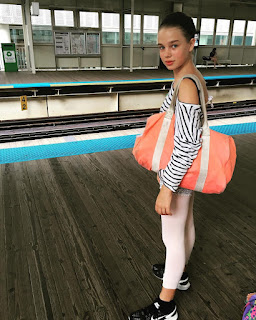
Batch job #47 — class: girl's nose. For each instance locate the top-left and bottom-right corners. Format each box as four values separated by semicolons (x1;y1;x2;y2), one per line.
164;49;171;58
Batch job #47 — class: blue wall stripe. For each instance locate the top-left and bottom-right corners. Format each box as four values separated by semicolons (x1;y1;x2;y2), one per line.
0;74;255;89
0;122;255;165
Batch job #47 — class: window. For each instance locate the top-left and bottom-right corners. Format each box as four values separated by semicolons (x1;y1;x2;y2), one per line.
0;4;22;25
143;15;159;44
10;28;24;43
31;9;51;26
31;9;53;43
54;10;74;27
192;18;197;28
80;12;99;28
231;20;245;45
215;19;230;45
199;18;215;45
245;21;256;46
124;14;141;45
102;13;120;44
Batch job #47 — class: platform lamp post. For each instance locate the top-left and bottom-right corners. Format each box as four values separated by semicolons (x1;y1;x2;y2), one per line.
130;0;134;72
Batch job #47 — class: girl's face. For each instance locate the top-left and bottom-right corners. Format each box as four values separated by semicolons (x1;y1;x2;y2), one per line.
158;27;195;71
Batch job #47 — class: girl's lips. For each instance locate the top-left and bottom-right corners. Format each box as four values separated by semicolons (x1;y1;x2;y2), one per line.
165;61;174;66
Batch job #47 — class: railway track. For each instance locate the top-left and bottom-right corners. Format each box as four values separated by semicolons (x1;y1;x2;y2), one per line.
0;100;255;143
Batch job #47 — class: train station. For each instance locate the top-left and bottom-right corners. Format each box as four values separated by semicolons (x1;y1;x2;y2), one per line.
0;0;255;319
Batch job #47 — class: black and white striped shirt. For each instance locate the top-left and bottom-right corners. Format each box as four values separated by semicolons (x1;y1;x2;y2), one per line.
158;83;203;192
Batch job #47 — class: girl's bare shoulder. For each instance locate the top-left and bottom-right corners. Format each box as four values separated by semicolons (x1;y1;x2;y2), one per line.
178;78;199;105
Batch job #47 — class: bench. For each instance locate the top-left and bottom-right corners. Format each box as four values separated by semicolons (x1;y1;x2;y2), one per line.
205;59;231;67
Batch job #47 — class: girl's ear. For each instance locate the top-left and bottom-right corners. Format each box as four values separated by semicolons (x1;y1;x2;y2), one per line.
189;38;195;52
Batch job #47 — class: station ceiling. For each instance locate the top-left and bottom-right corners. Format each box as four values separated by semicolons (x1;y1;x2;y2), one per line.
0;0;256;5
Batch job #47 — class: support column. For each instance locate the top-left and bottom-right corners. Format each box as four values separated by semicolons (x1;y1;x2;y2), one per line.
130;0;134;72
21;0;36;74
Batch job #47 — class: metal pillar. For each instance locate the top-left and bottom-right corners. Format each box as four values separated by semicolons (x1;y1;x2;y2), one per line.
21;0;36;74
130;0;134;72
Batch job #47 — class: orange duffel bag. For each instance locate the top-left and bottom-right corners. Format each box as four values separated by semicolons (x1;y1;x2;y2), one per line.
132;74;237;194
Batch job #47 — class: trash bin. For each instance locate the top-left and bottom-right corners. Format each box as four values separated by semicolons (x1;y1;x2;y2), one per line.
1;43;18;72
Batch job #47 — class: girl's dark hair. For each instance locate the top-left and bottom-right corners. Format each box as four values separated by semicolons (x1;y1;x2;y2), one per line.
159;12;196;42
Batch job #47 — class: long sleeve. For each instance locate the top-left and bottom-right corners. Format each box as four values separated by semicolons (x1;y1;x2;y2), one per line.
158;85;203;192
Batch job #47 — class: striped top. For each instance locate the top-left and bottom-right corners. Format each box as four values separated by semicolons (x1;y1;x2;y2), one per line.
158;83;203;192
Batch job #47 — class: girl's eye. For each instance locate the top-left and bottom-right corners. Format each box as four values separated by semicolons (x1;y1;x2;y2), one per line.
159;46;165;50
172;44;178;49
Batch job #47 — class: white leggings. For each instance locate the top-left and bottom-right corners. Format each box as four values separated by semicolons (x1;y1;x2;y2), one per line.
161;191;195;289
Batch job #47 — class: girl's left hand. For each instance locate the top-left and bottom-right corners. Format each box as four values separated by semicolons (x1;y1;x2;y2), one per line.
155;185;173;215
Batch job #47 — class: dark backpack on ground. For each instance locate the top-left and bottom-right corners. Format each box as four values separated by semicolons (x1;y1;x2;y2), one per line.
202;56;211;61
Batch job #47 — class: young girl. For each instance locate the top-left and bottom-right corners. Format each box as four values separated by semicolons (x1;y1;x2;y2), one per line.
129;12;209;320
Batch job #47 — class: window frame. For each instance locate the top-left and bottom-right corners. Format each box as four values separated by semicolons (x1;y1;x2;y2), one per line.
79;11;99;29
231;19;246;46
198;17;216;46
214;18;231;46
101;12;121;46
54;9;75;28
142;14;159;46
244;20;256;47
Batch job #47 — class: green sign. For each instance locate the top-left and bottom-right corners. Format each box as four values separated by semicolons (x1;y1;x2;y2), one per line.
1;43;18;72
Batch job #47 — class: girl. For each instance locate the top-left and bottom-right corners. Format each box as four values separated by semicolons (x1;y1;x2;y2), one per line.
129;12;209;320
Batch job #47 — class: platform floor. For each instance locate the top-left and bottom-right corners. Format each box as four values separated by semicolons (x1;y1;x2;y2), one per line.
0;132;255;320
0;65;256;85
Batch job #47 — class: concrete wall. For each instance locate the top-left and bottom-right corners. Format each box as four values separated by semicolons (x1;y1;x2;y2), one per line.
0;85;255;121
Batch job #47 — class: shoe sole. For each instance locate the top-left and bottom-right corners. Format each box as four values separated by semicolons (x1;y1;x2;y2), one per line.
177;282;191;291
128;310;178;320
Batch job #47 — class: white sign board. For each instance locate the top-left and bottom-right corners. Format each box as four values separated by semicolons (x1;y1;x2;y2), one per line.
86;33;100;54
71;33;86;55
54;32;70;55
3;51;16;63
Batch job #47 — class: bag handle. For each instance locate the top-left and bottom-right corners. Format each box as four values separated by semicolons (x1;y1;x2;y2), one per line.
166;74;210;136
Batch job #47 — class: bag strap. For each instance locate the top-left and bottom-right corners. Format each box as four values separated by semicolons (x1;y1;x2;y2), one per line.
165;74;210;137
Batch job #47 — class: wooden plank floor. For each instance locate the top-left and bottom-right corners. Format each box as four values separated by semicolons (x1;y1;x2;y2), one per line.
0;65;256;85
0;133;255;320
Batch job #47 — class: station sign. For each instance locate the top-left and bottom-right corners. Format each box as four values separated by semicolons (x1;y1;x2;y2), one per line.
20;95;27;111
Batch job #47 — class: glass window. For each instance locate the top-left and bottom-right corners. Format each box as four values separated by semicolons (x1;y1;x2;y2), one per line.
80;12;99;28
231;20;246;45
199;18;215;45
143;15;159;44
245;21;256;46
32;26;53;43
10;27;24;43
31;9;53;43
54;10;74;27
0;4;22;25
31;9;51;26
124;14;141;45
215;19;230;45
192;18;197;28
102;13;120;44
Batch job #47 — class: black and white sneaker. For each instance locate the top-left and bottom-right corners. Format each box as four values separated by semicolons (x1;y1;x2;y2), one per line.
152;264;190;291
128;299;178;320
